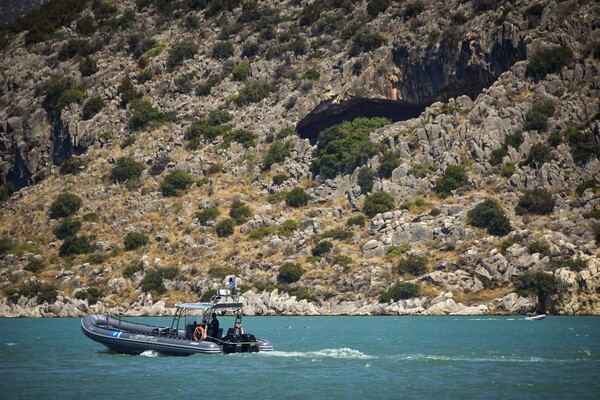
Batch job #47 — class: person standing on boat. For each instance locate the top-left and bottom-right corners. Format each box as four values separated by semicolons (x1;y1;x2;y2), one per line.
208;312;219;337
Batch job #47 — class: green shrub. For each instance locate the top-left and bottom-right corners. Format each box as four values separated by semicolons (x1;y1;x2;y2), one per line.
160;170;194;197
24;259;45;273
500;163;516;178
311;117;389;179
467;199;511;236
378;150;400;178
522;142;553;166
548;130;563;148
123;261;143;278
525;45;573;81
278;262;304;284
302;68;320;81
58;39;93;61
387;245;411;258
561;258;586;272
86;252;109;264
75;287;103;304
49;193;82;219
576;179;600;197
109;156;144;183
276;126;297;140
216;218;236;237
491;131;524;166
174;72;196;94
124;232;149;251
195;76;219;97
229;200;252;225
379;281;421;303
76;15;96;35
53;217;82;239
0;182;15;203
7;283;58;305
40;75;85;116
185;120;231;149
242;40;259;58
223;129;256;149
397;254;428;276
278;220;300;237
594;224;600;244
232;61;250;81
167;41;198;70
498;235;524;254
247;226;277;240
516;188;555;215
233;79;270;106
59;157;86;175
312;240;332;257
0;238;14;255
300;2;322;26
514;271;557;314
195;207;220;225
8;0;87;44
505;131;524;149
564;127;600;165
200;289;217;302
285;187;310;207
403;0;425;19
208;265;237;279
524;99;555;132
363;191;395;217
59;235;92;257
367;0;391;17
316;229;354;242
435;164;468;198
212;40;234;59
79;57;98;77
128;99;174;131
141;267;179;295
272;174;290;185
451;12;469;25
0;239;36;256
117;77;141;107
81;96;104;120
527;241;550;255
349;32;386;56
407;164;429;178
136;68;153;83
262;141;291;170
346;214;367;228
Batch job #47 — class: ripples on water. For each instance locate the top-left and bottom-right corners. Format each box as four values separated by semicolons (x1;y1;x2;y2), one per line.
1;316;599;399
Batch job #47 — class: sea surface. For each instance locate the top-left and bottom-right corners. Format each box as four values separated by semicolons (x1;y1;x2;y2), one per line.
1;316;599;399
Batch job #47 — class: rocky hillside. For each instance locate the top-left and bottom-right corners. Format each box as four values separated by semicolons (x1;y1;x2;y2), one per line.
1;0;599;317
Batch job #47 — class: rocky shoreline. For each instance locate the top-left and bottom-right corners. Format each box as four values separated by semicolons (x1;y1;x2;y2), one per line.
1;288;530;318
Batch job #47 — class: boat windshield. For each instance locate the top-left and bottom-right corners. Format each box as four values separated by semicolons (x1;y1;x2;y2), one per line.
172;301;244;329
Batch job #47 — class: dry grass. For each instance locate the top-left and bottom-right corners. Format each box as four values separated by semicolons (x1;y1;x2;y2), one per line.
453;287;512;306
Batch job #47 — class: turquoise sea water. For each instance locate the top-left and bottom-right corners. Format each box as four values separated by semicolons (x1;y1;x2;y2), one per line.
1;316;599;399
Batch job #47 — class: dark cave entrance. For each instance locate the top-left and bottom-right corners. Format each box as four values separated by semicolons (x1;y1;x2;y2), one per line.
296;98;426;145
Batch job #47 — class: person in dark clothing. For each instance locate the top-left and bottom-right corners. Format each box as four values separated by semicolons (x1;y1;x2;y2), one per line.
208;312;219;337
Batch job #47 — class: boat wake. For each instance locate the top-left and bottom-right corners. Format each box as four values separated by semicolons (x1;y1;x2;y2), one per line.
394;353;594;363
140;350;160;358
261;348;375;360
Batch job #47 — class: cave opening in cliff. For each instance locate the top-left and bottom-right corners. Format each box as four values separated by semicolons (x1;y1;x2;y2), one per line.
296;98;426;145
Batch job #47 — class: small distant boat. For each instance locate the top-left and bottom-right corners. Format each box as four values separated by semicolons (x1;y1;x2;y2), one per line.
524;314;546;321
81;280;273;356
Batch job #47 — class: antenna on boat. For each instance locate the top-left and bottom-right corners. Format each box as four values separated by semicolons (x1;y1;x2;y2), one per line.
210;275;238;303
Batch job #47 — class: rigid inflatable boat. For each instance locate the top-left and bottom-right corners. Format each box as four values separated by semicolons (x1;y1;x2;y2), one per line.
81;283;273;356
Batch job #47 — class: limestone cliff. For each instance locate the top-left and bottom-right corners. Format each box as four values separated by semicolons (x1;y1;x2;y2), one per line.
0;0;599;317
